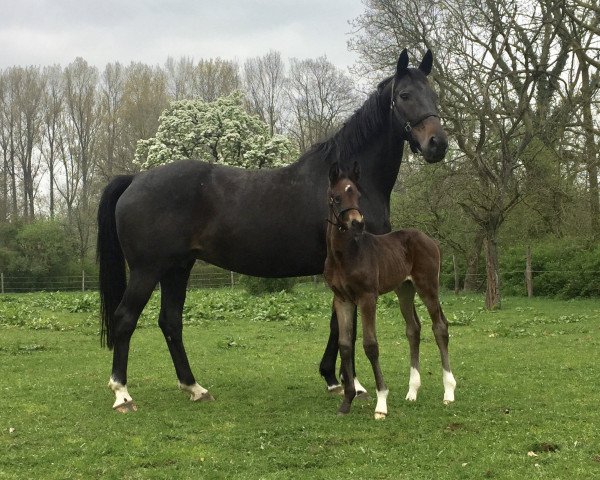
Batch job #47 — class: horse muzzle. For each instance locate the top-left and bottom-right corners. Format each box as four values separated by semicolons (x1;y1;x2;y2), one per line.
411;117;448;163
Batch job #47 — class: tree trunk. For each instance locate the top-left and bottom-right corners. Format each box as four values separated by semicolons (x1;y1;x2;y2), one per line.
579;57;600;236
484;233;501;310
525;245;533;298
463;231;484;292
452;254;460;294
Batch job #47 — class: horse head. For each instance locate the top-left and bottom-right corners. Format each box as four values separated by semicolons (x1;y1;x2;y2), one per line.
327;162;364;233
384;49;448;163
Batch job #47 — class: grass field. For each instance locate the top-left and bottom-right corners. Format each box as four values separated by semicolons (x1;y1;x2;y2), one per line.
1;285;599;479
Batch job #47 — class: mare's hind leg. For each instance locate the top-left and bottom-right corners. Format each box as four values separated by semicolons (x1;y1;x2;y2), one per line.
159;262;214;402
396;281;422;402
109;268;159;412
415;283;456;404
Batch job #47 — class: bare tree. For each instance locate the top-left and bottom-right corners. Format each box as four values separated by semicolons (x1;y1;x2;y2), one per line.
244;51;286;136
121;62;169;147
97;62;132;180
551;0;600;235
351;0;597;308
193;58;240;101
165;56;196;100
287;57;360;152
0;71;15;221
12;66;46;219
42;65;63;218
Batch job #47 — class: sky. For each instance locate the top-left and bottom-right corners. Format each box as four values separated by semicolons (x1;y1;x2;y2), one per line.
0;0;365;72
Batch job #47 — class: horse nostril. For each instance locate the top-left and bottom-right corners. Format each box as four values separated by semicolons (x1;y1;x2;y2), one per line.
429;135;448;153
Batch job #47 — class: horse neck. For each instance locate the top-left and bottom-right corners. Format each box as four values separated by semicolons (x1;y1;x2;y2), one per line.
326;222;363;264
334;93;405;196
360;124;405;195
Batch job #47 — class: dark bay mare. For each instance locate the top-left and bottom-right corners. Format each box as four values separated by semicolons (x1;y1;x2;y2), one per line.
97;49;449;411
324;163;456;418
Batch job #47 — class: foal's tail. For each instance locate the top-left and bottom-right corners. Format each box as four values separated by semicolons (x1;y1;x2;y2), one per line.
97;175;134;349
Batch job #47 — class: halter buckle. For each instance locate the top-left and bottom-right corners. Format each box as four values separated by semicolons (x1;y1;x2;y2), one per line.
404;122;412;133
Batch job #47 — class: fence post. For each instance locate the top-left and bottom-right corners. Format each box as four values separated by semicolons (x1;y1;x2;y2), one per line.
230;271;234;288
82;270;85;292
452;254;460;294
525;246;533;298
1;272;4;294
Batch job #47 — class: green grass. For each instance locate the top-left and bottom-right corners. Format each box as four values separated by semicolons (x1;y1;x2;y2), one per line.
1;286;599;479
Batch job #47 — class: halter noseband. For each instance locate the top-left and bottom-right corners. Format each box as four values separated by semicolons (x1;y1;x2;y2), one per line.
327;201;363;232
389;76;440;152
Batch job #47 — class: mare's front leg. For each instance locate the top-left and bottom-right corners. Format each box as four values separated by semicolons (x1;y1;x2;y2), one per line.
319;307;342;392
334;298;357;415
159;264;214;403
359;294;388;419
320;304;368;397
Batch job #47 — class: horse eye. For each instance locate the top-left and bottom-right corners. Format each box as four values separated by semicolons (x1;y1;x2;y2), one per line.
334;195;341;204
399;92;410;100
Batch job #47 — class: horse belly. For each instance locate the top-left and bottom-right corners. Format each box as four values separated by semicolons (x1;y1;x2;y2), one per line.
192;224;325;277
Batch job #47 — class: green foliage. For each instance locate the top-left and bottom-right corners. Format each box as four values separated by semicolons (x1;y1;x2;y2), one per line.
0;220;80;289
501;238;600;298
134;91;299;170
238;275;296;295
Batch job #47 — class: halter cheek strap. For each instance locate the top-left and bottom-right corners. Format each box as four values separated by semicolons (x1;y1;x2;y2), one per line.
389;76;440;150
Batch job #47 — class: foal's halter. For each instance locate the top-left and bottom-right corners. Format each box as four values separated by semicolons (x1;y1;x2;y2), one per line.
389;76;440;153
327;199;363;232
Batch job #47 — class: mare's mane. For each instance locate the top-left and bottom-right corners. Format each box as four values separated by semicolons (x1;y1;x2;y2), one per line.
299;77;394;163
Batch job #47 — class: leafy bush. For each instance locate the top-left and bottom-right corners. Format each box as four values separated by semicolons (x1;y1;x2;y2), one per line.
238;275;296;295
500;238;600;298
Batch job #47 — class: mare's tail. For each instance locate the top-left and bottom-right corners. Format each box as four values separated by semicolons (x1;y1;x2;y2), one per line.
97;175;135;349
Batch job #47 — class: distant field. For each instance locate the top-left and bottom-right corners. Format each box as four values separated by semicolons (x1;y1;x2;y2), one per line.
1;286;599;479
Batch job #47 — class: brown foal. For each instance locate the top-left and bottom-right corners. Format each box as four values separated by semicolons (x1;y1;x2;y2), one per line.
324;162;456;418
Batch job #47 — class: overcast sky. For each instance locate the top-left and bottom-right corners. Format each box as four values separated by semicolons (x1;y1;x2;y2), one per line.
0;0;365;72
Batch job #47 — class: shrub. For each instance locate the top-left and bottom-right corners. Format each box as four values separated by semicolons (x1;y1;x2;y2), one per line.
238;275;296;295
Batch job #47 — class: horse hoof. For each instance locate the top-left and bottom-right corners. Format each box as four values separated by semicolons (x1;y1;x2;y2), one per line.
327;384;344;395
191;391;215;402
355;390;370;401
338;403;351;415
443;399;454;406
113;400;138;413
405;392;418;402
374;412;387;420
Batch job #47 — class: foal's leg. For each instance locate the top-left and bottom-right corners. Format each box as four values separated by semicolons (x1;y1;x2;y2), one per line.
350;307;369;399
159;263;214;402
320;305;367;397
417;288;456;404
109;268;159;412
334;298;357;415
359;294;388;419
396;281;422;401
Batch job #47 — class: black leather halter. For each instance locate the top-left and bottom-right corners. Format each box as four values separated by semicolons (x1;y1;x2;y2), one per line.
389;76;439;153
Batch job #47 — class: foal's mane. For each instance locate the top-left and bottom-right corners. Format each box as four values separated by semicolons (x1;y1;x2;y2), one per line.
301;77;393;162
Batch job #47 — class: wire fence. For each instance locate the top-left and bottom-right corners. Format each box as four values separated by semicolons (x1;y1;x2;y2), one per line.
1;269;599;295
0;270;321;293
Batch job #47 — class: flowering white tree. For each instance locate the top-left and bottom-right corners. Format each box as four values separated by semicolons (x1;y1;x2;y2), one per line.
134;91;298;170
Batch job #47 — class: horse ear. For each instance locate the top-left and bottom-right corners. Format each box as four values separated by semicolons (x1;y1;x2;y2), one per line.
396;49;409;77
329;162;340;185
350;161;361;183
419;49;433;76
